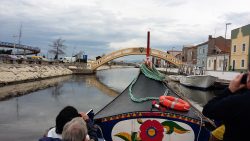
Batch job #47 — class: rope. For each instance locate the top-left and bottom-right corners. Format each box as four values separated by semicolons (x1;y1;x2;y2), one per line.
129;63;166;103
140;64;165;81
129;63;213;139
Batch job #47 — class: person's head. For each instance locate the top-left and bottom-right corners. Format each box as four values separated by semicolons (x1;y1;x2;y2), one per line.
56;106;81;134
62;117;88;141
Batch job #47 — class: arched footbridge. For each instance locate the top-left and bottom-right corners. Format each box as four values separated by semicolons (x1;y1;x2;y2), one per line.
0;41;40;55
89;47;183;70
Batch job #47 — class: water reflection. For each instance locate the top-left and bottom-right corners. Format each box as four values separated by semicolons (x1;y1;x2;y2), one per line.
15;97;19;120
96;68;140;92
0;68;139;141
178;85;216;111
0;67;221;140
51;83;64;97
168;81;217;111
0;75;72;101
85;75;118;97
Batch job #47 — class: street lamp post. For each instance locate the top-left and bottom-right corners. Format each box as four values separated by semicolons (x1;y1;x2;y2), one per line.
223;23;231;71
172;47;175;56
13;35;18;56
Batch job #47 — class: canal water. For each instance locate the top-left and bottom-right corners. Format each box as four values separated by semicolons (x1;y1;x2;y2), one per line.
0;68;222;141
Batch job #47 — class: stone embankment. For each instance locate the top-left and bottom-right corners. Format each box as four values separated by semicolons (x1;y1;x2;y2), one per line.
0;64;72;85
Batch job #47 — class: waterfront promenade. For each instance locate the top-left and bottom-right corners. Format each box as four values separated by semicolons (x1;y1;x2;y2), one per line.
159;67;240;81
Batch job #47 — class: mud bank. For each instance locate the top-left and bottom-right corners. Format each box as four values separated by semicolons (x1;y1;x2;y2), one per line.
0;64;72;85
0;75;72;100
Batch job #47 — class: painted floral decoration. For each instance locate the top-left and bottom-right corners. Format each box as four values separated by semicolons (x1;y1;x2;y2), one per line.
114;119;190;141
139;120;164;141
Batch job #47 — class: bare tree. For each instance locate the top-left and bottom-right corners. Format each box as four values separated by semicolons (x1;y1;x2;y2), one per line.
49;38;66;60
73;50;83;58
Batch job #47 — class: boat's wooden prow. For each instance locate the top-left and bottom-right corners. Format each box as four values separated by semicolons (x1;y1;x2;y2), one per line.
94;65;211;141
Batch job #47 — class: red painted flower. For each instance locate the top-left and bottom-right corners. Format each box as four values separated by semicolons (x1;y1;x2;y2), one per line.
139;120;164;141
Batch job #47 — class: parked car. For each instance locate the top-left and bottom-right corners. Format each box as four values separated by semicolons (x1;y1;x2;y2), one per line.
31;56;43;60
8;55;18;60
63;57;76;63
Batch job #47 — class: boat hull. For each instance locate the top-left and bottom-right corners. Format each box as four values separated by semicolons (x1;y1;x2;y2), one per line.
95;111;210;141
94;70;212;141
167;75;183;82
180;75;217;89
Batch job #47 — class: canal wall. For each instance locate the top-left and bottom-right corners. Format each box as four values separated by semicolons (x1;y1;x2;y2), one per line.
0;64;72;85
158;67;240;81
205;71;240;81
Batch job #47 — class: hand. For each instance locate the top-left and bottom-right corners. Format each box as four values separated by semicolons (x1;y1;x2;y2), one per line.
145;60;152;69
228;74;246;93
79;112;89;121
247;72;250;89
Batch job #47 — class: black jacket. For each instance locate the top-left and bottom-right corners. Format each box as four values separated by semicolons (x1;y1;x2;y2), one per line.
202;88;250;141
86;119;98;141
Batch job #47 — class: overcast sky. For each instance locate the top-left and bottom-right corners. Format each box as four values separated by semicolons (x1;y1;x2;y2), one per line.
1;0;250;60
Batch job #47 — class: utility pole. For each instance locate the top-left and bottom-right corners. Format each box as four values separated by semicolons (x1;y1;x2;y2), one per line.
13;35;18;56
223;23;231;71
18;24;24;56
172;47;175;56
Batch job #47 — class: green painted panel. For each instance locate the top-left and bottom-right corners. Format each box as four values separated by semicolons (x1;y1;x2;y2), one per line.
231;28;239;39
242;24;250;36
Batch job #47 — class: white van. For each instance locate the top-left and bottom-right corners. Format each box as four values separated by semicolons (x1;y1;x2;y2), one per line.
63;57;76;63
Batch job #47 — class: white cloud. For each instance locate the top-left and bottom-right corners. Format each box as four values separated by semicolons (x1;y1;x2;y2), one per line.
109;39;145;50
0;0;250;59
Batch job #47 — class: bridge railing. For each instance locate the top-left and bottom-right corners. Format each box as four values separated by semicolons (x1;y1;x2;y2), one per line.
90;47;183;70
0;41;40;52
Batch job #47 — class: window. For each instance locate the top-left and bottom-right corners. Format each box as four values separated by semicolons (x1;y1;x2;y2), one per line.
233;45;236;52
242;44;245;52
241;60;245;67
203;48;205;54
209;60;211;67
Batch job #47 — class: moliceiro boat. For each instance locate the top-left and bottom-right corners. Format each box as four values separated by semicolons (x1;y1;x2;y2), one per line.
167;75;183;82
180;75;217;89
94;64;213;141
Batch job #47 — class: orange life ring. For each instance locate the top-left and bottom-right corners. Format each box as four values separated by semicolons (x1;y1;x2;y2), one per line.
159;96;190;111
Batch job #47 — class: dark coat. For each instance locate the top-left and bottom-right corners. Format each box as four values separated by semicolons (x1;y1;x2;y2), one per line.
39;137;62;141
202;88;250;141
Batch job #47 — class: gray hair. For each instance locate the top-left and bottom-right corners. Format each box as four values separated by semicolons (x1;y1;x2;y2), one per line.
62;117;88;141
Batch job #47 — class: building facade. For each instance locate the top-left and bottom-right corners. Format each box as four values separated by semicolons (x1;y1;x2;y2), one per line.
230;24;250;71
182;45;197;65
197;42;208;68
207;54;230;71
197;35;231;71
